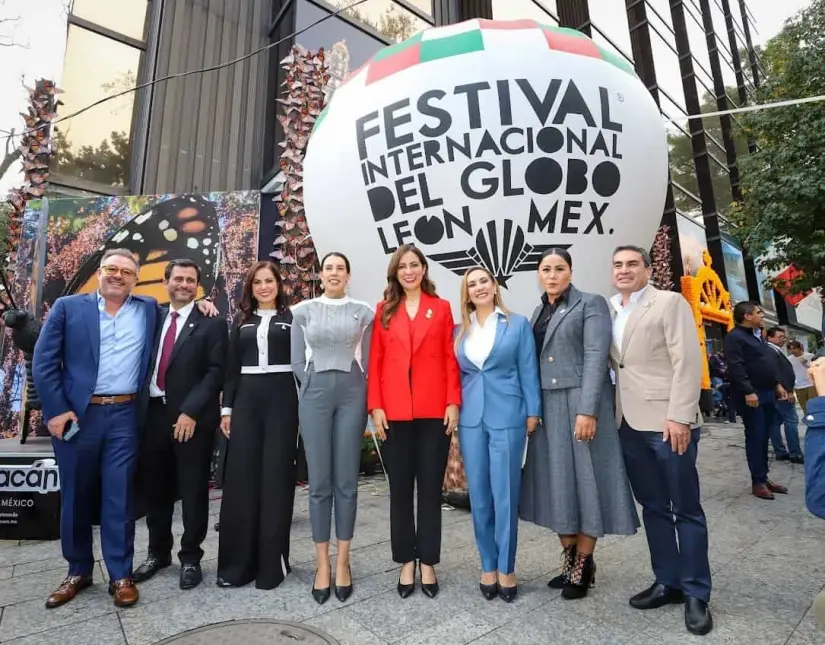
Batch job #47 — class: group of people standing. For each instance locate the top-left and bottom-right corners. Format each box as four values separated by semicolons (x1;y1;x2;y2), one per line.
33;241;714;637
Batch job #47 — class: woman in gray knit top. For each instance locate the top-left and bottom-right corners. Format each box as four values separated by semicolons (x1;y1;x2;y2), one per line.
290;252;374;605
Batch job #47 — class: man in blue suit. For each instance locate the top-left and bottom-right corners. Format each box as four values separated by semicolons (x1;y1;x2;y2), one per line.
33;248;158;609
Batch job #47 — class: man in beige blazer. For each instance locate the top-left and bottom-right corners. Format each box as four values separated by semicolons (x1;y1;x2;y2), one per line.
609;245;712;637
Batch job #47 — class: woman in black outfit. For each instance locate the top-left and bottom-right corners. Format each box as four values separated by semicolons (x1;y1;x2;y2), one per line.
216;261;298;589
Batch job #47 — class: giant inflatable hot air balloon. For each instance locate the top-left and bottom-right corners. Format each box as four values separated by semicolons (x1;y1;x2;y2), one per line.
303;18;668;315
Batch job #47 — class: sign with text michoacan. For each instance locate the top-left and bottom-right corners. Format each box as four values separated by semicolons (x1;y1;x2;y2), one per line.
303;19;668;313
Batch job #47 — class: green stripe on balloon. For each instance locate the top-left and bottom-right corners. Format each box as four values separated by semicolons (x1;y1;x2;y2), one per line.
372;31;424;61
596;45;637;76
419;29;484;62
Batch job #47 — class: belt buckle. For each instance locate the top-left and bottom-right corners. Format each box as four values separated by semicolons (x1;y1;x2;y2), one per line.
99;395;117;405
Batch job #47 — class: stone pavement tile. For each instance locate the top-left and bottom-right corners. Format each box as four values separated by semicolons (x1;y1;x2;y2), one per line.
1;613;125;645
304;610;390;645
0;541;64;569
12;557;67;578
630;585;804;645
0;568;77;608
119;575;335;645
393;611;497;645
787;608;825;645
0;567;11;581
0;584;115;642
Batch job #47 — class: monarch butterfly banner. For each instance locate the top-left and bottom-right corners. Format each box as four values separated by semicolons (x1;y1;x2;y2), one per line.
0;191;260;439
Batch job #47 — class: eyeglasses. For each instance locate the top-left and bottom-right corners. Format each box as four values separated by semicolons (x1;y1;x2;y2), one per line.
101;265;137;278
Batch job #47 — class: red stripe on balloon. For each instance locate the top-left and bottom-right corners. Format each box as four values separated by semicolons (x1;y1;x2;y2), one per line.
365;42;422;85
477;18;539;30
543;29;601;59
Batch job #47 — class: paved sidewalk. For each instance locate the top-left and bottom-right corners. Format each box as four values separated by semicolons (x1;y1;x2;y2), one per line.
1;422;823;644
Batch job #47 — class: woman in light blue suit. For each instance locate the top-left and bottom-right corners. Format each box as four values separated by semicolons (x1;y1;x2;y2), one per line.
454;267;542;603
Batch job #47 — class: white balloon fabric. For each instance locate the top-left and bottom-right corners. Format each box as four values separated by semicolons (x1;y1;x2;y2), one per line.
303;18;669;316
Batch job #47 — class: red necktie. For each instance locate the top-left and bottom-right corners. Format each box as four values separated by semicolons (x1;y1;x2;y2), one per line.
156;311;179;391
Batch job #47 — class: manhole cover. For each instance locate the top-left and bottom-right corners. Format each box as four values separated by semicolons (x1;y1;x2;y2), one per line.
153;620;340;645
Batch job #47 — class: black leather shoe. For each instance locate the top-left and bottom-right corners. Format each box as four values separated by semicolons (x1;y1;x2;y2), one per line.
790;454;805;464
179;564;202;590
498;585;518;603
133;555;172;583
334;566;353;602
685;597;713;635
215;576;233;588
312;570;331;605
479;581;498;600
629;583;685;610
397;562;416;598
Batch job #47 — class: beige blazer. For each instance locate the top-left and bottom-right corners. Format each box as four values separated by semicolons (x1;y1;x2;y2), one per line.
609;285;703;431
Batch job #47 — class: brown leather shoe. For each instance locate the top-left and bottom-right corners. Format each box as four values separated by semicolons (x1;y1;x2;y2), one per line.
45;574;93;609
108;578;139;607
766;480;788;494
752;484;775;500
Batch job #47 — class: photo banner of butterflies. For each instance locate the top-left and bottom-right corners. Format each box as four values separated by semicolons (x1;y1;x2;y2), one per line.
0;191;260;440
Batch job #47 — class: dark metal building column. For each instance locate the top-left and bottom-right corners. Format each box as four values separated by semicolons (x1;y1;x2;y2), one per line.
737;0;760;87
623;0;684;287
667;0;727;287
557;0;592;35
434;0;491;25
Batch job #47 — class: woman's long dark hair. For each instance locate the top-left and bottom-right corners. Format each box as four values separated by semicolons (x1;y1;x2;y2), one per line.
380;244;438;328
238;261;289;322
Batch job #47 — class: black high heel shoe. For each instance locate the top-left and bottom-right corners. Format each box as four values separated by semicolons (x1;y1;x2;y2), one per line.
334;566;353;602
498;584;518;603
311;569;331;605
479;581;498;600
397;562;416;598
420;563;439;599
561;552;596;600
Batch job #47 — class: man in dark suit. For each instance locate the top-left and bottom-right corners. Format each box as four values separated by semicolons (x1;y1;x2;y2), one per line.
132;259;227;589
765;327;804;464
33;249;159;609
724;302;789;500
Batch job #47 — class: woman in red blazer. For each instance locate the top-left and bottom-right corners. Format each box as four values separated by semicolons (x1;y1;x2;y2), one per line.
368;244;461;600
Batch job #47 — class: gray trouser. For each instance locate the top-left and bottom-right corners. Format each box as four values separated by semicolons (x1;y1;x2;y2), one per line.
299;362;367;543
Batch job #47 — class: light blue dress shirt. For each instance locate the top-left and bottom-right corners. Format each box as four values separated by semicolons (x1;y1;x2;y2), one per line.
95;292;146;394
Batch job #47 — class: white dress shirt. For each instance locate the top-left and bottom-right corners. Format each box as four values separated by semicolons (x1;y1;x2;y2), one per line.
149;300;195;397
609;288;646;350
789;352;814;388
464;307;504;370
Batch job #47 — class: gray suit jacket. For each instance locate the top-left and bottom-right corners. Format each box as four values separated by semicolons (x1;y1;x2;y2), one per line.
531;285;613;417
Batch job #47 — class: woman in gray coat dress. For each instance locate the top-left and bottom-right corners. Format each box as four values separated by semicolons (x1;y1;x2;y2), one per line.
520;248;638;600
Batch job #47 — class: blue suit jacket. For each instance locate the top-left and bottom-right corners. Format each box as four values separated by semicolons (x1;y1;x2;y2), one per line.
456;312;542;429
33;293;158;423
804;397;825;520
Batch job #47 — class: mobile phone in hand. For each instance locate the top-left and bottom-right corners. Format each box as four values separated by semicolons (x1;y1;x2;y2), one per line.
63;420;79;441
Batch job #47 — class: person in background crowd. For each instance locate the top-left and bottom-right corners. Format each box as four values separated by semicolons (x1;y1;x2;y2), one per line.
217;261;298;590
521;249;638;601
788;340;817;414
368;244;461;600
724;303;790;500
133;260;227;590
765;327;804;464
291;252;374;605
454;267;541;603
802;357;825;630
609;245;712;637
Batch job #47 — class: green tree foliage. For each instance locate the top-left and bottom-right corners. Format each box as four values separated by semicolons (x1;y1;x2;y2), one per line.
51;129;130;187
730;0;825;293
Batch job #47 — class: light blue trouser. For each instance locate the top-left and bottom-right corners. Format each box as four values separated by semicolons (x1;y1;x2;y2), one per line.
458;423;526;574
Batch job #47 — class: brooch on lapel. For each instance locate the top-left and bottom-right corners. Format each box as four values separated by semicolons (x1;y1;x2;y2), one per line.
425;308;433;319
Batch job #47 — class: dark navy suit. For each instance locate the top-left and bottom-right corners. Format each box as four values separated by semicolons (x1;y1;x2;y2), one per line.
804;397;825;519
33;292;157;580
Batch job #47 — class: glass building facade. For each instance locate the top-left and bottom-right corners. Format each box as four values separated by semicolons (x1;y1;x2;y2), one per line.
54;0;818;340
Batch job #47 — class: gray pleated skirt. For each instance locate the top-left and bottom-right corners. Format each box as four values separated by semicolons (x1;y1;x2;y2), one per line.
519;382;639;537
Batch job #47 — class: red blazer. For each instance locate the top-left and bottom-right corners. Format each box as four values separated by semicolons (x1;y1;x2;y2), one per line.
368;292;461;421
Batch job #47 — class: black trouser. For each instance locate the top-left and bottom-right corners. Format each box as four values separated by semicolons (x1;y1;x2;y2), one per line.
141;397;214;565
385;418;451;566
